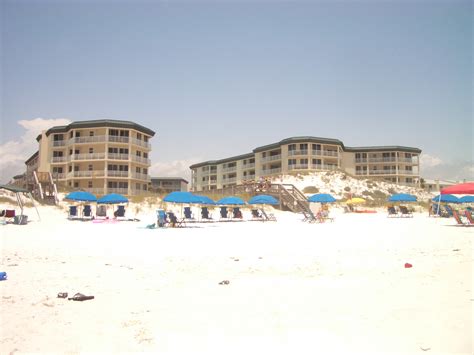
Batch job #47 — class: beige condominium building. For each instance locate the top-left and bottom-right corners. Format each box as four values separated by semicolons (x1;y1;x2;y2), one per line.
28;119;155;196
190;136;421;192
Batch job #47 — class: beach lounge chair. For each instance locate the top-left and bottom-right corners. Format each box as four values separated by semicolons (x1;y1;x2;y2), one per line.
251;209;264;221
68;206;78;220
302;209;323;223
399;206;413;218
114;205;126;219
232;207;243;219
452;210;472;227
96;205;107;219
261;209;277;222
465;210;474;225
167;212;184;227
83;205;93;219
444;205;454;217
184;207;195;221
387;206;399;217
220;207;228;220
200;207;213;222
157;209;168;227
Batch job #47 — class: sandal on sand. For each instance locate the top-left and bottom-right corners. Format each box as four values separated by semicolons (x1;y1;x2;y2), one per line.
68;293;95;301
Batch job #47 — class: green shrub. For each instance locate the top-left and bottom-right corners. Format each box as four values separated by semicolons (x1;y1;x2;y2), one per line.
303;186;319;194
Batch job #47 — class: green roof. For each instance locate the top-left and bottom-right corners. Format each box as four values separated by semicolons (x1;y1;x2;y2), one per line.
0;184;30;193
189;153;254;169
38;119;155;140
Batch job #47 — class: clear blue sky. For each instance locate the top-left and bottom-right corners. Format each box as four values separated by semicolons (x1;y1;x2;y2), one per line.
1;0;472;181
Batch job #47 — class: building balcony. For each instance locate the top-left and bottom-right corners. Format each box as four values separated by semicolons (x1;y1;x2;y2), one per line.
70;135;107;145
51;156;67;163
222;166;237;173
261;154;282;163
107;153;130;160
288;150;308;156
312;150;339;157
51;173;66;179
398;170;416;175
131;155;151;165
131;138;151;150
52;140;66;147
67;170;106;178
367;157;397;163
221;177;237;184
107;188;129;195
244;174;255;180
261;167;282;175
288;164;309;170
242;163;255;170
108;136;130;144
355;158;368;164
83;188;106;195
369;170;397;175
71;153;106;161
311;164;338;171
131;172;151;181
107;171;129;178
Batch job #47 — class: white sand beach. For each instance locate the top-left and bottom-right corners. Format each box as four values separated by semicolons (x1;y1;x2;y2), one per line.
1;202;472;355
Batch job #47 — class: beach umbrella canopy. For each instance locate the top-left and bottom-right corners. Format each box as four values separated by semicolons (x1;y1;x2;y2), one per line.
163;191;202;204
216;196;246;205
65;191;97;202
459;195;474;203
308;193;336;203
388;193;417;202
195;195;215;205
346;197;366;204
440;182;474;195
432;194;459;203
248;194;279;205
97;193;128;204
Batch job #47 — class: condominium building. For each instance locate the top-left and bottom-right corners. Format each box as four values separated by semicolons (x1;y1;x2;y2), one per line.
190;136;421;192
27;119;155;196
150;177;189;193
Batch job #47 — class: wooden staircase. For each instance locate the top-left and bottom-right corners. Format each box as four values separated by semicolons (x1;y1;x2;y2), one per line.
199;183;311;215
33;171;59;205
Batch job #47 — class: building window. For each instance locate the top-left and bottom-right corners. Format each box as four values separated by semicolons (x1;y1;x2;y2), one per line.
143;184;147;191
68;166;72;172
89;148;93;154
88;165;93;171
74;182;79;188
88;181;93;188
136;167;141;173
137;133;142;140
89;131;94;136
75;131;81;138
288;144;296;151
136;183;141;190
110;129;119;136
288;159;296;165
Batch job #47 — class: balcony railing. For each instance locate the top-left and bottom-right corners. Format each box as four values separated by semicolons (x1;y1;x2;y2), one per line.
288;164;309;170
131;138;151;149
131;156;151;165
242;163;255;169
51;156;67;163
70;135;106;145
131;172;151;181
355;158;368;164
107;188;129;195
261;154;282;163
368;157;397;163
51;173;66;179
52;140;66;147
288;150;308;156
83;188;105;195
68;170;106;178
221;177;237;184
311;164;338;171
244;174;255;180
108;153;129;160
107;171;129;178
71;153;106;161
261;168;282;175
222;166;237;173
312;150;338;157
108;136;129;144
369;170;397;175
398;170;416;175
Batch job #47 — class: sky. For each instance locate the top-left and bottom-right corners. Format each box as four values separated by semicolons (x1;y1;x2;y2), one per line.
0;0;472;183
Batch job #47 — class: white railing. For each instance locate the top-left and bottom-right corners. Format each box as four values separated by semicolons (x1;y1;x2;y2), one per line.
244;175;256;180
108;153;129;160
107;171;129;177
83;188;105;195
312;150;338;157
70;135;106;145
355;171;368;176
368;157;397;163
400;158;417;163
51;156;67;163
131;172;150;181
222;166;237;173
369;170;397;175
311;164;338;171
261;168;282;175
288;164;309;170
52;173;66;179
355;159;368;163
398;170;416;175
261;154;282;163
131;138;151;149
71;153;106;161
52;140;66;147
131;156;151;164
68;170;106;178
221;177;237;184
242;163;255;169
288;150;308;156
108;136;129;144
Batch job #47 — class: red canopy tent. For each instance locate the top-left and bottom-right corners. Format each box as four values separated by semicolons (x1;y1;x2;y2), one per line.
440;182;474;195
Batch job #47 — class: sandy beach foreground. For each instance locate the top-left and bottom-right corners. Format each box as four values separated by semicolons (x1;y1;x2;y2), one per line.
1;207;472;354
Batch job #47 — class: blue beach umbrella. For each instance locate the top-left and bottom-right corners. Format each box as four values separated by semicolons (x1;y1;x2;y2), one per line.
459;195;474;203
248;195;279;205
388;193;417;202
64;191;97;202
216;196;246;205
163;191;202;204
308;193;337;203
195;195;215;205
432;194;459;203
97;193;128;204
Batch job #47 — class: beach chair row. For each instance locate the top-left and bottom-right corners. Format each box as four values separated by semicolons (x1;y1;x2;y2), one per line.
387;206;413;218
452;210;474;227
67;205;126;220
